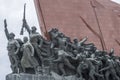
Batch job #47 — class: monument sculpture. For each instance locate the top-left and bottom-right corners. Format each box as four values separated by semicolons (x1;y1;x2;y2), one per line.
4;19;22;73
5;21;120;80
5;3;120;80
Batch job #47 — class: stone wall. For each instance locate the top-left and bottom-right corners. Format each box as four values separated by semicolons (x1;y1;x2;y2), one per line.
6;73;77;80
34;0;120;55
6;73;55;80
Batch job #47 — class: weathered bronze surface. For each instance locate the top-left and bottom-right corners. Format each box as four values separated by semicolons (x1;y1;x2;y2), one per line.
4;20;120;79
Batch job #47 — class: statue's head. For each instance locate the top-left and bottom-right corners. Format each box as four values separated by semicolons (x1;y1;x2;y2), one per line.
31;26;37;32
54;28;58;32
73;38;78;43
104;55;110;60
9;32;15;39
73;50;78;54
54;48;59;54
81;55;86;60
59;33;64;38
23;36;28;43
66;37;71;42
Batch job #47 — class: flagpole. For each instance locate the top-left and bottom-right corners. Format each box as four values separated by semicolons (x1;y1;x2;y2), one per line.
36;0;49;39
90;0;107;51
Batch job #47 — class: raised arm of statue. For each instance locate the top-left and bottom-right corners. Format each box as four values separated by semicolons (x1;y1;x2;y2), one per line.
22;19;31;34
78;37;88;46
38;35;44;48
24;20;31;34
4;19;9;40
20;4;31;35
109;48;114;56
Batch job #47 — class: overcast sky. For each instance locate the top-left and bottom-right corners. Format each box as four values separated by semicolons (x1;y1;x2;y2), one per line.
112;0;120;3
0;0;39;80
0;0;120;80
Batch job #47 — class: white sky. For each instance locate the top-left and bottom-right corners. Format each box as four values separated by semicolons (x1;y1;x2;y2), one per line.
112;0;120;3
0;0;39;80
0;0;120;80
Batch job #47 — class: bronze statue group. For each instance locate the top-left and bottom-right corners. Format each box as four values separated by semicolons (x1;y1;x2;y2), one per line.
4;19;120;80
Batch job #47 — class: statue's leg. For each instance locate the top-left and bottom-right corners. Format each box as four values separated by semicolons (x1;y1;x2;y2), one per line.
77;65;83;79
33;60;40;74
9;55;16;73
111;70;120;80
116;70;120;77
10;65;15;73
12;55;19;73
64;59;75;70
89;70;95;80
18;63;23;73
95;65;99;73
94;71;104;80
105;71;110;80
35;66;42;74
58;63;66;76
21;60;25;73
22;66;25;73
94;71;103;77
32;44;43;66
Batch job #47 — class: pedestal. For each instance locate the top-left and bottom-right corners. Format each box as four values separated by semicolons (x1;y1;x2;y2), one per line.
6;72;77;80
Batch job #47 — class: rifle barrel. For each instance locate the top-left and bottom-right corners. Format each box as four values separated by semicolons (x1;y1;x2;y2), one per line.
20;3;26;35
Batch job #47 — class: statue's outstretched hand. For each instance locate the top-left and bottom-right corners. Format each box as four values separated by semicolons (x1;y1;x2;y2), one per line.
4;19;7;28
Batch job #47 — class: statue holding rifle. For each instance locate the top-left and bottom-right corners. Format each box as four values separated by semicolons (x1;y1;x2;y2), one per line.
4;19;21;73
20;4;47;67
20;3;26;35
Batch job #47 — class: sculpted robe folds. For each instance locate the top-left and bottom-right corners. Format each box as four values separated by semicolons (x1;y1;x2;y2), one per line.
21;42;39;68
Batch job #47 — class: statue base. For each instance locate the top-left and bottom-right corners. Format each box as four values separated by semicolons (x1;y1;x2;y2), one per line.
6;72;77;80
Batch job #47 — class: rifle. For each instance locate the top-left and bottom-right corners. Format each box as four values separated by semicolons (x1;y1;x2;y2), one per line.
20;3;26;35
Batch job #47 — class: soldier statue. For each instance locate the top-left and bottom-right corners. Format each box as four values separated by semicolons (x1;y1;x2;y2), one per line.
4;13;120;80
4;19;21;73
53;48;76;76
21;19;47;67
21;36;40;74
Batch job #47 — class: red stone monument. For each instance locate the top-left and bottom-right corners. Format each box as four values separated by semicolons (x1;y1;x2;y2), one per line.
34;0;120;55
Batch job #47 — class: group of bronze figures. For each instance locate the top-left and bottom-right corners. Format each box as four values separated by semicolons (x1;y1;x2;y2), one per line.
4;19;120;80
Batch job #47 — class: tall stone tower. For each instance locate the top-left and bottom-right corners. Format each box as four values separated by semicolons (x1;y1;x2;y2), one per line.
34;0;120;55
